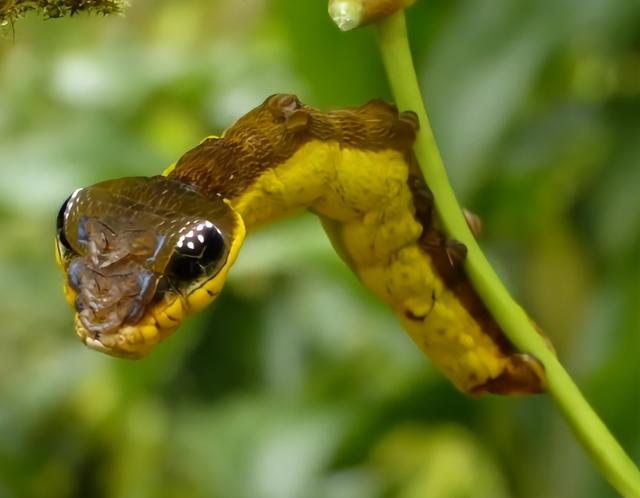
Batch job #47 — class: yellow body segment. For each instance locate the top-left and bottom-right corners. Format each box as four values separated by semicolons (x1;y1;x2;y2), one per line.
231;141;511;393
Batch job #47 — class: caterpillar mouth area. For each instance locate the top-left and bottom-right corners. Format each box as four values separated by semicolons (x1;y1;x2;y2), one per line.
66;264;187;358
73;300;183;359
65;244;229;359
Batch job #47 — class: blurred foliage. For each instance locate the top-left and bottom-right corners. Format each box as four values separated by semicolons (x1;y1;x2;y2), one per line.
0;0;125;24
0;1;639;497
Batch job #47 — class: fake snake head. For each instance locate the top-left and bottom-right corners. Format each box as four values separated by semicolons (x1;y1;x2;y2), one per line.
55;176;245;358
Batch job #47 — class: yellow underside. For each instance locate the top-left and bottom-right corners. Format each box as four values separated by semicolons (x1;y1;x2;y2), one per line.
231;141;508;392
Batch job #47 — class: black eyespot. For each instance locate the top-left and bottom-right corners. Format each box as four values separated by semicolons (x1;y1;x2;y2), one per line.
56;194;73;252
169;221;226;281
170;256;205;281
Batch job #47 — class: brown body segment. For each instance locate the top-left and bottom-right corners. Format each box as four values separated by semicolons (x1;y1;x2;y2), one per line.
170;94;417;199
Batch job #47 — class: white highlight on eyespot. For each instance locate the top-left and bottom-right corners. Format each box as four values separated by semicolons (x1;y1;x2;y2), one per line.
197;234;205;243
187;241;195;250
205;221;213;228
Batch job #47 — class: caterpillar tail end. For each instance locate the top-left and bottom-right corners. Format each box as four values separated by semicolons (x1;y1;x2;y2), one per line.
471;353;546;396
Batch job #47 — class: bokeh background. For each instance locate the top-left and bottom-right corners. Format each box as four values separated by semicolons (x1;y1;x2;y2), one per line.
0;1;639;497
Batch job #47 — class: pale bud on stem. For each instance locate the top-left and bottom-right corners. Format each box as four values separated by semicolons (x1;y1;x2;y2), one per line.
328;0;416;31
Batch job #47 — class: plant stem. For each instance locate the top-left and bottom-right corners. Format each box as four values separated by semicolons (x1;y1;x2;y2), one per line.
375;9;640;498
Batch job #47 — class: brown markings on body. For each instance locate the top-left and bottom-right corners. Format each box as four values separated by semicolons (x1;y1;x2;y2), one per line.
170;94;545;395
404;153;545;394
169;95;416;199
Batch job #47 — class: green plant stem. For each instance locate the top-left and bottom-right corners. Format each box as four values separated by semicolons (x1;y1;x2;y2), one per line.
375;10;640;498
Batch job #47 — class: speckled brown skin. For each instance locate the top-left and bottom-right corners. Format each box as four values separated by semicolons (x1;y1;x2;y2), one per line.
58;94;546;393
170;94;418;199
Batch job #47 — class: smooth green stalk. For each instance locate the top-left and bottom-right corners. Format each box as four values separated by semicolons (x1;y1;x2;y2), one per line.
375;10;640;498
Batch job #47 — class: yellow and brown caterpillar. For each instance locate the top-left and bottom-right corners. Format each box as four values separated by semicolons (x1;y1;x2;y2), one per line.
55;94;545;395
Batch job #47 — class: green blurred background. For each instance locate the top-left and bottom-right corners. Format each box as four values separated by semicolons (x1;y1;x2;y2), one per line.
0;1;639;497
